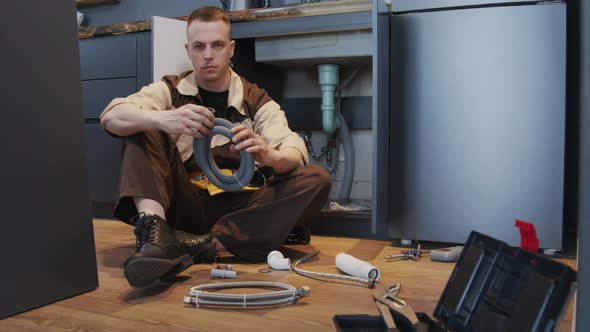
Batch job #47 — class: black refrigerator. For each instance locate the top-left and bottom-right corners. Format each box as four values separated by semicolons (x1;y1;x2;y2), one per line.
388;0;567;248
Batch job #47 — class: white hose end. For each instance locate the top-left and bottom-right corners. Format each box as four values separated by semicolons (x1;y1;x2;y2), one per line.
335;253;381;281
267;250;291;270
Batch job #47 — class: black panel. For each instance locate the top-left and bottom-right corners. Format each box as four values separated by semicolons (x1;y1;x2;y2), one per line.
505;272;555;331
82;78;137;119
79;34;137;80
281;97;372;131
576;0;590;329
563;0;580;255
0;0;98;319
372;12;391;236
85;125;122;203
441;246;485;319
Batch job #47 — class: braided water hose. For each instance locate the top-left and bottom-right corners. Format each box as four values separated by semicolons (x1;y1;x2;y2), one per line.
184;281;310;308
194;117;254;191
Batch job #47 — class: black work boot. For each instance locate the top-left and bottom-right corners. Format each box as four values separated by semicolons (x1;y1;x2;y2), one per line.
174;230;217;263
285;225;311;244
124;214;193;287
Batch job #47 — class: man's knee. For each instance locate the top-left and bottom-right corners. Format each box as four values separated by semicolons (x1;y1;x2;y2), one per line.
124;130;169;147
121;130;176;161
299;165;332;191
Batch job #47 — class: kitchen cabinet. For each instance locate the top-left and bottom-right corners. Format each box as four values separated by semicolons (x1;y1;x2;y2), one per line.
79;32;151;217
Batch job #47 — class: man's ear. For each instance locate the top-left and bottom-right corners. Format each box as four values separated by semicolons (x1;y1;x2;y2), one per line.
185;43;190;57
229;40;236;58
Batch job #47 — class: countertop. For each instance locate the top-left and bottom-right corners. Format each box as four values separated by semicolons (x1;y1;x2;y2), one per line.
78;0;371;39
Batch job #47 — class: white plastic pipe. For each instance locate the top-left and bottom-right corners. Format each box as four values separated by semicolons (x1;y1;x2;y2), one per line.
211;268;237;279
335;253;380;281
267;250;291;270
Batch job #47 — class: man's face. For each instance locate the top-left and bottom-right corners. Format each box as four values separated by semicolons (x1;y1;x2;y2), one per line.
185;20;235;86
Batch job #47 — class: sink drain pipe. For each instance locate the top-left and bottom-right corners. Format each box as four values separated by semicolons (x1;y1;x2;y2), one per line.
318;64;355;203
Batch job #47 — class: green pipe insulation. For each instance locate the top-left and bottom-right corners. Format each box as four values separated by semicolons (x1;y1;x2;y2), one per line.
318;64;339;134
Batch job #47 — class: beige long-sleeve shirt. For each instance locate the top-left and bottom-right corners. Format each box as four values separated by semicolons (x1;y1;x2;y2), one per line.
101;69;308;165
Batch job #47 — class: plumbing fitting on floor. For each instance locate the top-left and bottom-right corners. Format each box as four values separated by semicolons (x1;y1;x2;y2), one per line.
210;264;236;279
384;244;428;262
267;250;291;270
384;244;464;262
292;250;380;288
184;281;310;308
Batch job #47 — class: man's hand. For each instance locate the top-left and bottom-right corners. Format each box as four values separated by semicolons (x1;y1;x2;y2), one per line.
158;104;215;139
229;123;279;166
229;124;304;173
102;103;215;138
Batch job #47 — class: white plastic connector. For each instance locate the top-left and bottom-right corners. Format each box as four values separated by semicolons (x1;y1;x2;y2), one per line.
211;268;237;279
335;253;381;281
267;250;291;270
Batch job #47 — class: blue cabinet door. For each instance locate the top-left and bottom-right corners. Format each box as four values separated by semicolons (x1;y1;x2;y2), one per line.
82;78;137;119
79;35;137;80
84;124;122;204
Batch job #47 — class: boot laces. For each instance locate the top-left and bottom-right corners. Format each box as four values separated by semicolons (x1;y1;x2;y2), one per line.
134;218;160;249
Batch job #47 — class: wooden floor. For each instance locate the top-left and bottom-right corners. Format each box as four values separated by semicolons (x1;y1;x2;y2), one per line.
1;220;577;331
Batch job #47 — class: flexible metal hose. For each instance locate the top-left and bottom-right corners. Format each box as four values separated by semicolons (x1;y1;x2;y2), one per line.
194;118;254;191
292;250;378;288
184;281;310;308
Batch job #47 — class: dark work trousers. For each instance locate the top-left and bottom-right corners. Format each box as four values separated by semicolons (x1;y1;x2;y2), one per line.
113;130;332;262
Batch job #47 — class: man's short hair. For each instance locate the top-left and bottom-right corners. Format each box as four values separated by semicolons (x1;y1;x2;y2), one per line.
187;6;231;27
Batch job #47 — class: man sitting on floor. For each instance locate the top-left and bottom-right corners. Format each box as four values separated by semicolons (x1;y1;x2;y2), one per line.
100;6;331;287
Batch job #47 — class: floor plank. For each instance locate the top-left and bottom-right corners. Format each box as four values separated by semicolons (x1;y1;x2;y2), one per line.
0;219;576;331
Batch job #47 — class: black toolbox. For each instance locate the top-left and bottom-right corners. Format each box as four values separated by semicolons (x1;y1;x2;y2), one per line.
334;231;577;332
